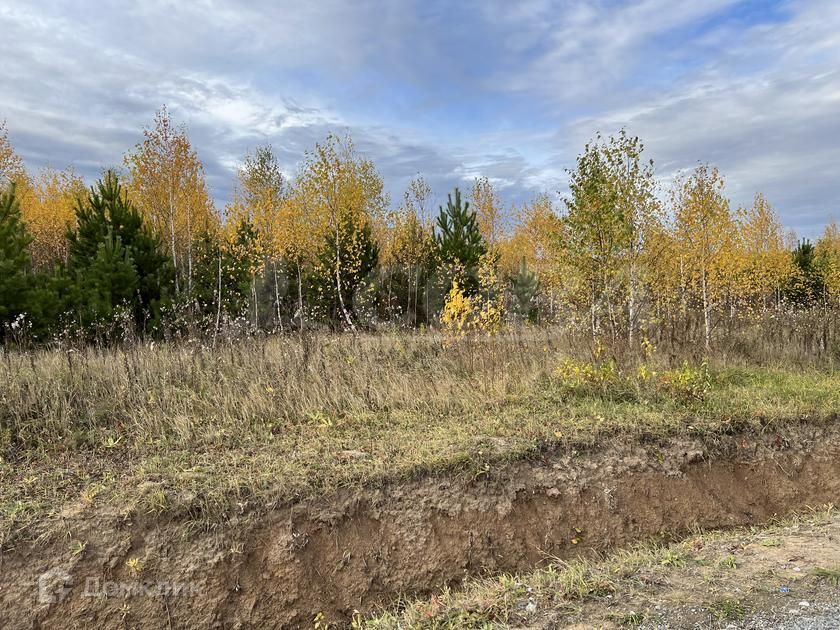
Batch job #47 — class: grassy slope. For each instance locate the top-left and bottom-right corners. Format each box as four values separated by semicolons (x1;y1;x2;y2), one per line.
1;332;838;548
367;507;840;628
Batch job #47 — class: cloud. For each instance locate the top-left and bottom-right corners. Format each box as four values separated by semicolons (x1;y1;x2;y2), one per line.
0;0;837;236
561;0;840;235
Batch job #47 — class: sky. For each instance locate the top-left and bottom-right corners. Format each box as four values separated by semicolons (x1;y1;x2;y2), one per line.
1;0;838;237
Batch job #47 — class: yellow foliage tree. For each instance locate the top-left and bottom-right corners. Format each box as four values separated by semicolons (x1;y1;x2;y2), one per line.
815;221;840;306
470;176;503;249
124;106;218;294
497;195;575;322
672;165;736;350
294;133;387;330
388;176;435;324
225;146;289;326
734;193;795;311
277;192;318;330
565;131;662;344
19;167;86;270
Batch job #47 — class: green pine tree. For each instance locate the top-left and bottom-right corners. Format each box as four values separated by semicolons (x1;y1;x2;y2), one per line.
66;171;172;332
0;183;33;338
434;187;486;293
786;239;824;307
510;258;540;322
76;229;139;327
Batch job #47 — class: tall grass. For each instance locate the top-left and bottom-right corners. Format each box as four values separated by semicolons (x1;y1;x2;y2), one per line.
1;324;836;457
1;330;568;455
0;327;836;547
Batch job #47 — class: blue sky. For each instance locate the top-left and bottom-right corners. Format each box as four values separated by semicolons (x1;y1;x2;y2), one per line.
1;0;838;236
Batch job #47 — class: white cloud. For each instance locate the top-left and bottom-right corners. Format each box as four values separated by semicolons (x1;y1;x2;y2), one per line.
0;0;837;235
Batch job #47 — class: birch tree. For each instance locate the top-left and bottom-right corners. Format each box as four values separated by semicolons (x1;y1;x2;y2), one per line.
124;106;217;295
294;134;386;330
672;164;735;350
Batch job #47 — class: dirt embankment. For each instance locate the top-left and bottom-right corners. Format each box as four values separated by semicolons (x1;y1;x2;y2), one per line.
2;422;839;629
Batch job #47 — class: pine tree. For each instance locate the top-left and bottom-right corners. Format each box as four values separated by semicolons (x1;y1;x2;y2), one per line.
510;258;539;322
787;239;824;307
435;187;486;293
66;171;172;331
74;229;139;327
0;183;33;336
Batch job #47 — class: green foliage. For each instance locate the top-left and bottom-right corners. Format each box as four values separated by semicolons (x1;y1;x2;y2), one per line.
0;183;32;337
657;361;712;404
435;188;486;293
552;358;712;405
510;258;539;321
813;566;840;586
65;171;172;333
312;212;379;326
786;239;825;306
190;222;258;323
707;598;748;622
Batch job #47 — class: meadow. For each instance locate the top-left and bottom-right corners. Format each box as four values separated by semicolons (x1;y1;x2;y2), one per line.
2;326;837;551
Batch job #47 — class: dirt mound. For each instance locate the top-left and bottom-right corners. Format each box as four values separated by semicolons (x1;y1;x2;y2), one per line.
2;422;838;628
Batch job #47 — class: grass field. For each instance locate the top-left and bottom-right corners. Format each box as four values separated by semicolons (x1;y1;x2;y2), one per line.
1;330;838;549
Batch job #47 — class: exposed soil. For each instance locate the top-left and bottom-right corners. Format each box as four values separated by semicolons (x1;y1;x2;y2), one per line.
2;421;839;629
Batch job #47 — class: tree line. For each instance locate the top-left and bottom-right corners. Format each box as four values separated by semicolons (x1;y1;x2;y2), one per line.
0;112;838;348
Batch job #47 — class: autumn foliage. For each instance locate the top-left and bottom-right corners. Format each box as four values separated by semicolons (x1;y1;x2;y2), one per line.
0;113;838;353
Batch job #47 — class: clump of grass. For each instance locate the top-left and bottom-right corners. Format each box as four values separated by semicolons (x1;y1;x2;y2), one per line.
657;547;688;568
618;611;646;627
707;597;748;621
550;559;616;600
719;554;738;569
813;567;840;586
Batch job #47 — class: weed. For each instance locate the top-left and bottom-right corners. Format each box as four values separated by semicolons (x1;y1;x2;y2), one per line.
707;598;748;621
813;567;840;586
619;611;646;626
657;361;712;404
125;557;143;576
719;554;738;569
658;548;687;568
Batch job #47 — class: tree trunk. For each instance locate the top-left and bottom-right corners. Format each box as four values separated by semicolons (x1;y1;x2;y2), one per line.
186;203;193;295
387;265;393;322
168;187;179;295
297;260;304;337
628;258;638;348
334;218;355;331
701;267;711;351
272;260;283;332
212;249;222;348
252;274;258;329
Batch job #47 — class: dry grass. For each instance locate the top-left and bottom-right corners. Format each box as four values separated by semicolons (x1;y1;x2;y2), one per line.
1;329;838;549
